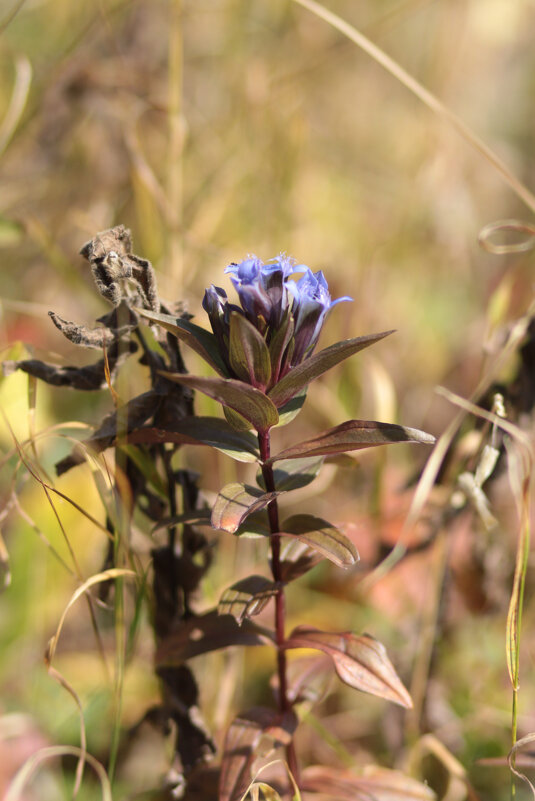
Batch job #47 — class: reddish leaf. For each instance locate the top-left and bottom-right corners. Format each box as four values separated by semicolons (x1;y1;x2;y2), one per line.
285;626;413;709
280;514;359;568
269;419;435;462
268;331;393;408
218;576;280;625
229;311;272;389
212;483;280;534
159;372;279;433
156;611;274;665
301;765;435;800
137;307;229;375
219;708;298;801
124;415;260;462
278;539;324;582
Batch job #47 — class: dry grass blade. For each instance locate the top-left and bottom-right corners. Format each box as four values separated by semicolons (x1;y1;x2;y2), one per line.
478;219;535;255
4;745;112;801
0;55;32;158
509;734;535;798
292;0;535;215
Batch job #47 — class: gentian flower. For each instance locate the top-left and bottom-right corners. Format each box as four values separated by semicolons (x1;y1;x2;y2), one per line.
202;255;352;389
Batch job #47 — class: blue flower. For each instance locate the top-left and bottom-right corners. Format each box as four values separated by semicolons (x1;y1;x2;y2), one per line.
224;255;306;330
289;269;352;364
203;255;351;386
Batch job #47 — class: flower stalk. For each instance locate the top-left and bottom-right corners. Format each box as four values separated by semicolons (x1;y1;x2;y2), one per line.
258;429;300;783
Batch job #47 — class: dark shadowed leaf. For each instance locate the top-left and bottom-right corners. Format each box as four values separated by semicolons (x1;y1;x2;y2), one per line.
301;765;436;800
280;515;359;568
211;483;281;534
268;307;294;384
275;388;307;427
122;416;259;462
268;331;393;408
156;611;274;665
235;511;271;539
285;626;413;708
152;509;211;533
229;311;272;389
278;539;324;582
137;307;229;376
218;576;280;625
219;707;298;801
269;419;435;462
257;456;324;491
159;372;279;432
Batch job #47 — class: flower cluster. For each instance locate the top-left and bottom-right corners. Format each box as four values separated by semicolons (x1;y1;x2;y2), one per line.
202;255;351;389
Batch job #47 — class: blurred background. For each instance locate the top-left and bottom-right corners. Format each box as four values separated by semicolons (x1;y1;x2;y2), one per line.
1;0;535;798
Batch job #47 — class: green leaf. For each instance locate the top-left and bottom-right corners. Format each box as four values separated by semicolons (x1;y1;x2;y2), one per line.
125;416;259;462
275;388;307;427
285;627;413;709
281;515;358;568
136;308;228;376
229;311;271;389
268;331;393;408
212;483;281;534
269;419;435;462
268;307;294;381
218;575;280;625
159;373;279;433
257;456;324;492
224;405;253;432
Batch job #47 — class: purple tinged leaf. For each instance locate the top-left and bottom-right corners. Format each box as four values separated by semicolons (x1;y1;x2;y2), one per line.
212;483;281;534
257;456;324;492
278;539;324;582
280;515;359;568
229;311;272;389
269;419;435;462
219;707;298;801
223;405;254;431
218;575;280;625
136;307;229;376
268;331;394;408
267;307;294;382
124;415;259;462
159;372;279;432
285;627;413;709
156;610;274;665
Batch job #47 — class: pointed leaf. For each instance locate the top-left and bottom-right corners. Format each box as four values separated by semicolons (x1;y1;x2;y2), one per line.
278;539;324;582
229;311;271;389
268;331;393;408
212;483;281;534
285;626;413;708
257;456;324;492
159;372;279;432
301;765;436;800
156;611;274;665
269;419;435;462
124;416;259;462
218;575;280;625
219;708;298;801
274;388;307;427
280;515;358;568
268;307;294;382
136;307;228;375
224;404;253;431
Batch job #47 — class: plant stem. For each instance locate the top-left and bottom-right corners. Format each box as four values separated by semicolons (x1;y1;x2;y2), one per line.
258;430;300;785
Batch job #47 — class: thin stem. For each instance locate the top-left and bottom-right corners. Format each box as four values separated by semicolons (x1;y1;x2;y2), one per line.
258;430;300;785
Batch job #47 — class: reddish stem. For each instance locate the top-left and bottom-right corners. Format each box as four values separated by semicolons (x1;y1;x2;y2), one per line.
258;429;300;785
